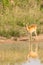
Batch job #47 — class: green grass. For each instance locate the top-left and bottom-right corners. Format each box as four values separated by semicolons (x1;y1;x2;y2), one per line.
0;13;43;38
0;0;43;38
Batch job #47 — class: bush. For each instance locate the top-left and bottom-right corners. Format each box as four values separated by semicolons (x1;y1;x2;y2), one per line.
0;29;11;38
37;28;41;35
17;21;24;27
0;29;20;38
9;30;20;37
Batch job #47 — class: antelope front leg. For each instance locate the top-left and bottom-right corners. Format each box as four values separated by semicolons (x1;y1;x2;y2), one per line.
35;43;38;53
30;33;33;52
35;31;38;52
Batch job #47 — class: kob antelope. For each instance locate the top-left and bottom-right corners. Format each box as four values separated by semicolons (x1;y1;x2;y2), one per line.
26;24;37;36
26;24;38;53
26;24;38;58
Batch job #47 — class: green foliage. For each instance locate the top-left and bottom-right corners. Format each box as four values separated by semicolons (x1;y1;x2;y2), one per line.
37;29;41;35
10;30;20;37
1;0;9;8
36;0;40;2
0;29;20;38
14;0;28;8
0;0;43;38
3;0;9;6
17;21;24;27
0;29;11;38
40;5;43;11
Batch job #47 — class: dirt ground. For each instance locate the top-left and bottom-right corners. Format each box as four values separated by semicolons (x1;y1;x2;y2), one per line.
0;34;43;44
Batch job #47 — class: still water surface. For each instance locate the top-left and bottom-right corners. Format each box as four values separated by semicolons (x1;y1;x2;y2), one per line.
22;58;43;65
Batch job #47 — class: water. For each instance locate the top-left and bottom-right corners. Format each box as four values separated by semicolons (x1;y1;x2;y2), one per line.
22;58;43;65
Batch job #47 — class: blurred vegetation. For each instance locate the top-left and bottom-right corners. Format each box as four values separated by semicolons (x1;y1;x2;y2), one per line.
0;0;43;38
